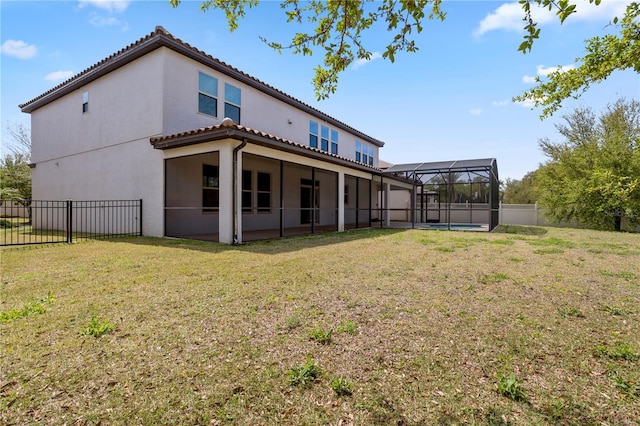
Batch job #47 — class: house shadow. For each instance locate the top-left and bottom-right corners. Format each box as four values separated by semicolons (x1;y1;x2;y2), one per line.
109;227;407;255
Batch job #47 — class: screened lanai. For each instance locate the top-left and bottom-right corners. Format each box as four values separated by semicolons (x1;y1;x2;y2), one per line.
383;158;499;231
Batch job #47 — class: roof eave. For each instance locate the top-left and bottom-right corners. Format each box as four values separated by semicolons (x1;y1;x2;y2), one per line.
151;127;381;174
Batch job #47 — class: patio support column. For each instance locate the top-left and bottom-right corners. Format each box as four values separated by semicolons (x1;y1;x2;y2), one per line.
384;182;391;227
218;141;234;244
412;183;416;229
337;172;345;232
311;167;316;234
279;160;284;238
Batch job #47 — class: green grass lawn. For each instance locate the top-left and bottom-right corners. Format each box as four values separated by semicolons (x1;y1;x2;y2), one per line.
1;227;639;425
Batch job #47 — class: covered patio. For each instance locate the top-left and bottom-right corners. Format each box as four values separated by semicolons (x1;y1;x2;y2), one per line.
152;122;418;243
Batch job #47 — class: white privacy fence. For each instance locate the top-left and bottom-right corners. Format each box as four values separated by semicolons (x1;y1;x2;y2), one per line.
499;203;575;227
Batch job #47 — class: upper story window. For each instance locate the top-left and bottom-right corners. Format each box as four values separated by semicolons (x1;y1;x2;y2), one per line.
224;83;241;123
309;121;319;148
331;129;338;155
320;125;329;151
198;72;218;117
82;91;89;113
355;141;374;166
309;120;338;153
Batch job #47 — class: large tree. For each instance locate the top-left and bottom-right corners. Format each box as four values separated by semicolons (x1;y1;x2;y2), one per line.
536;99;640;231
515;2;640;118
170;0;638;107
1;124;32;202
502;170;541;204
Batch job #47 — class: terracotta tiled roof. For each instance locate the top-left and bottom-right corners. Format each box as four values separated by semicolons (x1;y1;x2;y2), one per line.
150;119;382;172
20;25;384;147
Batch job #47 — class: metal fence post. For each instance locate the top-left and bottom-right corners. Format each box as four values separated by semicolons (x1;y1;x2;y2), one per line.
139;199;143;236
66;200;72;244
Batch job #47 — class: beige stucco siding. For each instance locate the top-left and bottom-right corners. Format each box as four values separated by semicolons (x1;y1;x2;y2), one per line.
159;49;379;166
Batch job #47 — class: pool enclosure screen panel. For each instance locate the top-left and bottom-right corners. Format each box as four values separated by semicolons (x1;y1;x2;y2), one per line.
165;152;220;240
344;174;372;230
383;158;499;231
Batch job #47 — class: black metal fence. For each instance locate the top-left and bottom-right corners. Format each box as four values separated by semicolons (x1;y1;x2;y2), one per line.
1;200;142;247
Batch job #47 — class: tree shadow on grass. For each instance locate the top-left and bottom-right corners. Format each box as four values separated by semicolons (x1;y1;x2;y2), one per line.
106;227;408;255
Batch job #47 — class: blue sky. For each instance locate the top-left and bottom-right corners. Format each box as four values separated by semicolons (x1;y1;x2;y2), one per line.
1;0;638;180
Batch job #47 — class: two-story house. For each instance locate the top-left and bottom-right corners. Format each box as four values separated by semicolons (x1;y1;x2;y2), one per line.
20;26;415;243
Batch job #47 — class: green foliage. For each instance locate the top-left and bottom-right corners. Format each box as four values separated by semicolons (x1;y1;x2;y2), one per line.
172;0;635;105
492;225;547;235
336;320;357;335
599;305;624;316
1;218;17;228
1;124;31;202
533;248;564;255
0;294;55;323
80;315;114;338
516;3;640;118
496;373;527;402
528;237;575;248
331;376;353;396
285;313;302;330
478;273;510;284
594;343;639;361
502;171;541;204
599;269;637;280
608;369;639;399
288;357;322;387
558;306;584;318
308;327;332;344
535;99;640;231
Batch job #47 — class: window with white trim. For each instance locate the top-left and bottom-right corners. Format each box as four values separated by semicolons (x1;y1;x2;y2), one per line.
309;121;319;148
198;72;218;117
355;141;374;166
224;83;241;123
320;125;329;151
309;120;338;153
331;129;338;155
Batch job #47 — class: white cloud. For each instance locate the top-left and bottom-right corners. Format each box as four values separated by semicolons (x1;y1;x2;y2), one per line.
518;98;537;108
565;0;630;22
492;100;510;107
352;52;382;70
89;15;123;27
521;64;575;85
474;3;534;36
78;0;130;13
469;108;482;116
1;39;37;59
45;71;75;82
535;64;575;76
474;0;632;37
